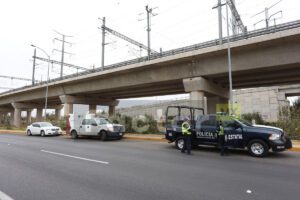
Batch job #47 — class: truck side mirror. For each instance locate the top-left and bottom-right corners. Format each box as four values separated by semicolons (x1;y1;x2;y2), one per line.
91;123;98;126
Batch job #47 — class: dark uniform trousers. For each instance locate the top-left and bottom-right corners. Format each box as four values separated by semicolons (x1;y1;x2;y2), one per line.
182;134;191;154
218;135;225;156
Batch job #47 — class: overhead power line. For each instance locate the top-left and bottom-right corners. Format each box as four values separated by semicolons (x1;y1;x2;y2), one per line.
0;75;37;82
103;26;157;54
0;87;14;90
34;56;88;71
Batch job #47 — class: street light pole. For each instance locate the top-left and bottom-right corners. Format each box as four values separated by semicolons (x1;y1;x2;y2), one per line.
31;44;50;121
225;0;233;115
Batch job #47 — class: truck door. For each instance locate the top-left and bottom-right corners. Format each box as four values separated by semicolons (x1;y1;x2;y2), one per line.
79;119;92;135
196;115;218;145
90;119;99;135
223;120;244;148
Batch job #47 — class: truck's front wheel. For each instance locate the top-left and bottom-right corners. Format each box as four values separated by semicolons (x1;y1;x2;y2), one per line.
175;137;185;150
247;139;268;157
100;130;107;141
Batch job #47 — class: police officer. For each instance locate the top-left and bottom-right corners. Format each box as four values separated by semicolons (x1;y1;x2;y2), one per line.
181;120;192;155
217;120;225;156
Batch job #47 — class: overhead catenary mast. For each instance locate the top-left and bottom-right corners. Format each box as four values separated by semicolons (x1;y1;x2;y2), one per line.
53;30;74;78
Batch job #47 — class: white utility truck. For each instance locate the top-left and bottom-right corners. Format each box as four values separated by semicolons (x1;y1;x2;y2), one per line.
67;114;125;140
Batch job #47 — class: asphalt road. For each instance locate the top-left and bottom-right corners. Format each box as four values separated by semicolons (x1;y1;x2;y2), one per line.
0;134;299;200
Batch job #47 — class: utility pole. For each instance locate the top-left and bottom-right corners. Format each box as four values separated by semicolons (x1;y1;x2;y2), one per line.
101;17;106;69
213;0;225;45
265;7;269;29
32;48;36;86
226;1;233;115
53;31;73;78
145;5;157;60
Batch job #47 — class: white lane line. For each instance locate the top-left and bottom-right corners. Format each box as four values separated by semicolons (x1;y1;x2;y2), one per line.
0;190;14;200
41;150;109;165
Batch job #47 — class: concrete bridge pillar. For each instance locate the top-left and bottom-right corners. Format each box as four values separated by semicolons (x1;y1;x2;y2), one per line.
183;77;229;114
55;108;61;121
13;108;21;127
89;104;97;114
189;91;206;114
64;103;73;116
109;105;116;116
0;112;4;124
9;112;14;125
36;108;43;122
26;110;32;124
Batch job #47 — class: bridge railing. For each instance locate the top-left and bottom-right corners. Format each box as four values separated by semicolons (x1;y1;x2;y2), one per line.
2;20;300;95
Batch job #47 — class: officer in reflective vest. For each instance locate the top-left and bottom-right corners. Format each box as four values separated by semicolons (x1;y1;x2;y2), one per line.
217;120;225;156
181;120;192;155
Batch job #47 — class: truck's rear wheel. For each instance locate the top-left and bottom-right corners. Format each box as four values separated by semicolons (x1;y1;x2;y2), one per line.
71;130;78;139
175;137;184;150
247;139;268;157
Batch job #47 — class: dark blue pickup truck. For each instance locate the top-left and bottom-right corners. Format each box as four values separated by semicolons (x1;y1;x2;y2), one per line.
165;106;292;157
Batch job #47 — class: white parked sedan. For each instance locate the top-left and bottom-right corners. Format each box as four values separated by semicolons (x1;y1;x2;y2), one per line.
26;122;62;136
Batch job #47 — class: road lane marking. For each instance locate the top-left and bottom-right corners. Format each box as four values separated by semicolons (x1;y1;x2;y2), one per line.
0;190;14;200
41;150;109;165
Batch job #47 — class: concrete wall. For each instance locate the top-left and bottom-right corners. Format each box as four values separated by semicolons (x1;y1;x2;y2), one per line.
233;87;289;122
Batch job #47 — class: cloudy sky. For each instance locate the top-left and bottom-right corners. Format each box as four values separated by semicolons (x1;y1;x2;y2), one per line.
0;0;299;97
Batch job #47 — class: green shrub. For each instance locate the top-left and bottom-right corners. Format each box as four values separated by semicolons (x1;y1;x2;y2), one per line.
241;112;265;124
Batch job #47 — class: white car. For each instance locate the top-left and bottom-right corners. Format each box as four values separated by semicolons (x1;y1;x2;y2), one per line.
26;122;62;136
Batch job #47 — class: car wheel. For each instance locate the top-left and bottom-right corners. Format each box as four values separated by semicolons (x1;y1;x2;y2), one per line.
41;130;45;137
175;137;185;150
100;131;107;141
71;130;78;139
27;130;32;136
247;139;268;157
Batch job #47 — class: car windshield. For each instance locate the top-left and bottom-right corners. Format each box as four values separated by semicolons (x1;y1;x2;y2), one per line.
40;122;53;127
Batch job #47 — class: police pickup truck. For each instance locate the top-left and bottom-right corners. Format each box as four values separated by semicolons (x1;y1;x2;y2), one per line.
165;106;292;157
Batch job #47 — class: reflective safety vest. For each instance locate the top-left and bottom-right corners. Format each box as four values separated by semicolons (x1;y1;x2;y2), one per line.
182;121;191;135
218;125;224;136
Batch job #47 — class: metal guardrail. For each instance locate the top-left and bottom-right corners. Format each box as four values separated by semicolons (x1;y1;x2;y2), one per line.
2;19;300;96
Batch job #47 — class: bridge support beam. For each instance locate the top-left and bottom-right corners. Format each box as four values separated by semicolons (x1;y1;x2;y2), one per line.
183;77;229;114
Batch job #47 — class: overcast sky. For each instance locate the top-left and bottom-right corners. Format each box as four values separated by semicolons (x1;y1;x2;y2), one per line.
0;0;299;97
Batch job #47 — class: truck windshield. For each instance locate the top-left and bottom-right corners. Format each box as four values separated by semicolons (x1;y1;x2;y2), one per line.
237;119;253;126
94;118;112;125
